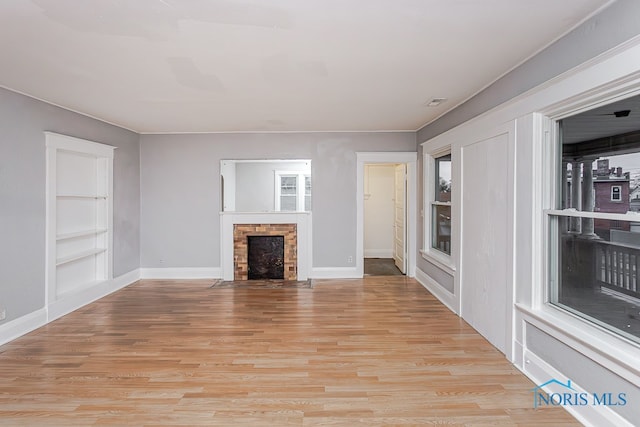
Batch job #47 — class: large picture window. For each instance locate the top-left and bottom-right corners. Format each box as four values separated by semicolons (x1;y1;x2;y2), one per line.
431;153;451;255
547;94;640;344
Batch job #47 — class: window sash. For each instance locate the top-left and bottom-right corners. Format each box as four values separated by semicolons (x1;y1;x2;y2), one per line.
546;211;640;344
429;152;452;256
274;172;311;212
431;203;451;254
434;154;451;203
545;209;638;221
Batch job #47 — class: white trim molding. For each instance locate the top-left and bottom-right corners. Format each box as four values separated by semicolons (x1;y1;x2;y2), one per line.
310;267;360;279
356;151;418;278
0;308;48;347
415;267;459;314
48;269;140;321
139;267;222;279
0;269;140;346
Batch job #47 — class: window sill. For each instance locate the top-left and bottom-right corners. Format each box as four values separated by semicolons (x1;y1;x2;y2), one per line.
420;249;455;275
516;303;640;383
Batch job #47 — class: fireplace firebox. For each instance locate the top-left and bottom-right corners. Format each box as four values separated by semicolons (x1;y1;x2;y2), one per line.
232;223;297;281
247;235;284;280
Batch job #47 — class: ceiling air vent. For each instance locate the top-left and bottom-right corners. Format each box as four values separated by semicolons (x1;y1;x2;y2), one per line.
425;98;447;107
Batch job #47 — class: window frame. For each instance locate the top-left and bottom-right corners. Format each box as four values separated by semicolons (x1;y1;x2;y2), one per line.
540;89;640;351
421;146;454;273
611;185;622;201
274;170;311;212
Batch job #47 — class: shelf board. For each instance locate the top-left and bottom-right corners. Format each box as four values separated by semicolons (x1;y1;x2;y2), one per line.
57;228;108;241
57;194;108;199
56;248;107;266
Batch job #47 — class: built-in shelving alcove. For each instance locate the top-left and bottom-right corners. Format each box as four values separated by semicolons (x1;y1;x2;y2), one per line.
45;132;114;304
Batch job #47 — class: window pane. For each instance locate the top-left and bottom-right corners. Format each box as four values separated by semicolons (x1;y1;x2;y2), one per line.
431;204;451;255
435;154;451;202
305;176;311;194
280;195;297;211
554;95;640;343
550;215;640;343
304;176;311;211
280;176;297;195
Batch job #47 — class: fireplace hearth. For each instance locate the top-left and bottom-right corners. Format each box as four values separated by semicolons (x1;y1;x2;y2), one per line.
247;235;284;280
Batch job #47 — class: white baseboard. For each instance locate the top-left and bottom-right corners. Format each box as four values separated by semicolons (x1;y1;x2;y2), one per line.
415;267;458;314
310;267;361;279
0;307;48;347
512;338;525;370
523;349;634;427
364;249;393;258
139;267;222;279
48;269;140;321
0;269;140;346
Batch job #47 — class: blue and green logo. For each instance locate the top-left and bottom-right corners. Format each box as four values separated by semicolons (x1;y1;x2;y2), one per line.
532;378;627;409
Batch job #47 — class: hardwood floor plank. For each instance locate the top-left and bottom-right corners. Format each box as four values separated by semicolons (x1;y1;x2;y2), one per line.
0;277;580;426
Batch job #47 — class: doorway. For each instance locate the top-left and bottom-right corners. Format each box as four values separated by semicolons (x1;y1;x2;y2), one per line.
363;163;406;276
356;152;417;278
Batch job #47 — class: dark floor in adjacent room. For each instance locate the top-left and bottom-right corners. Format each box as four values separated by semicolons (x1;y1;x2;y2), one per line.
364;257;404;276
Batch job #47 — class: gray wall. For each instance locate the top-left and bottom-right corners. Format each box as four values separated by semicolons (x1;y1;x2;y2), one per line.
0;87;140;323
139;132;415;269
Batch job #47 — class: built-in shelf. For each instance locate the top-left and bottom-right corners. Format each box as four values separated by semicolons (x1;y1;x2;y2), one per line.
56;248;107;266
46;132;114;303
57;228;108;241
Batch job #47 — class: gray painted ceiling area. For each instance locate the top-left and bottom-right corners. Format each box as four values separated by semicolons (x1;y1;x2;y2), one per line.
0;0;612;133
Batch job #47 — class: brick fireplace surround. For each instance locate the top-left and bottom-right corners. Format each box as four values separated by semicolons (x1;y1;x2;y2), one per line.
220;212;311;281
233;224;297;280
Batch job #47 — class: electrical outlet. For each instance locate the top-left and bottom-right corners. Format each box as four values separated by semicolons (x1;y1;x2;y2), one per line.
0;309;6;321
347;256;353;264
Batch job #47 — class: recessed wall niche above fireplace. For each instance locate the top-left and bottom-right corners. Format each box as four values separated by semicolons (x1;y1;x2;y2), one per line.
220;159;311;212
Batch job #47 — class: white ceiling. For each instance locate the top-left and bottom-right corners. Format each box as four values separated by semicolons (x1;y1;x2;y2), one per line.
0;0;611;133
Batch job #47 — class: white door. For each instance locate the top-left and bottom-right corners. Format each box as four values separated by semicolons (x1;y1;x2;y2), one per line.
393;164;406;273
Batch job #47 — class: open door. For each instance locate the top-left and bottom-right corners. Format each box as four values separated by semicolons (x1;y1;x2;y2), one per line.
393;163;407;273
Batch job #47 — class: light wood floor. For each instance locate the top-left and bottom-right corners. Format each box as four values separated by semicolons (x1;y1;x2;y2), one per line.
0;277;580;426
